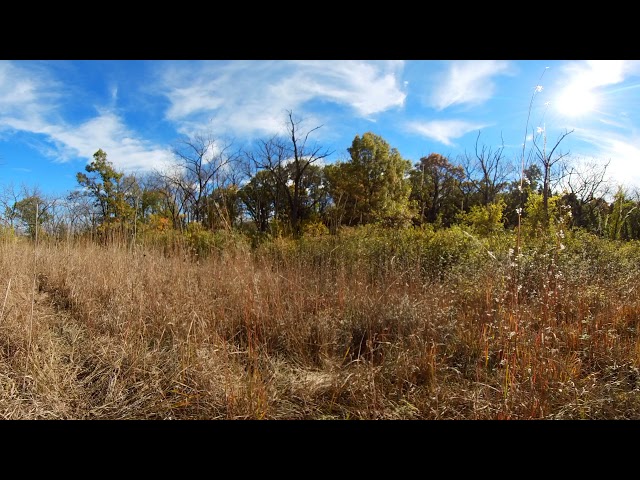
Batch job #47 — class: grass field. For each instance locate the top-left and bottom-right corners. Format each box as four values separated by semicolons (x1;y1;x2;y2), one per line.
1;225;639;419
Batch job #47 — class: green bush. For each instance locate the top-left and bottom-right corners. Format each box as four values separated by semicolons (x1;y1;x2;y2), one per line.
458;200;506;236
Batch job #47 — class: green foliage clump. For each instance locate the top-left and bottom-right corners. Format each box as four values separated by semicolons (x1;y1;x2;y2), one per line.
420;225;480;279
302;220;330;237
458;199;506;236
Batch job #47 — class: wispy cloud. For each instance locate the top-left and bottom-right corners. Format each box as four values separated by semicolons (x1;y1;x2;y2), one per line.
559;60;640;90
406;119;489;146
157;60;407;138
429;60;514;111
0;61;61;131
0;61;172;173
570;127;640;189
39;111;174;173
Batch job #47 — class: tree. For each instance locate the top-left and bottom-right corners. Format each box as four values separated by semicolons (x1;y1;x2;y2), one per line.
607;187;640;240
164;134;239;229
325;132;412;227
559;159;611;234
246;111;332;237
409;153;465;226
532;127;573;226
12;193;54;238
0;183;22;229
503;164;542;228
76;149;132;226
462;131;513;207
239;169;280;233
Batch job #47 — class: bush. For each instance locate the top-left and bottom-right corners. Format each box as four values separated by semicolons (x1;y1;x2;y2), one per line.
458;200;506;236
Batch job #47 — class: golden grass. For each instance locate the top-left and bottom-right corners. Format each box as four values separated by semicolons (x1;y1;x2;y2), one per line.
0;229;639;419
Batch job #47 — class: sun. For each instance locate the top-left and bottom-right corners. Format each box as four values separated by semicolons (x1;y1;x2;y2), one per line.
554;85;598;117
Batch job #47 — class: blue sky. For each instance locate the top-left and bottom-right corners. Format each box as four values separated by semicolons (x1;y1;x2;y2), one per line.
2;59;640;197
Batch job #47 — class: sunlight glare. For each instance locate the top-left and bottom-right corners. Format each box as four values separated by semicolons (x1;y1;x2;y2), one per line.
555;86;598;117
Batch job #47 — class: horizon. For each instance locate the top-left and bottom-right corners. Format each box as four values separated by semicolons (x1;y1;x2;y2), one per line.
2;60;640;199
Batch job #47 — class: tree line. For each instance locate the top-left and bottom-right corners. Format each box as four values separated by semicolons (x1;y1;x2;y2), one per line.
2;111;639;242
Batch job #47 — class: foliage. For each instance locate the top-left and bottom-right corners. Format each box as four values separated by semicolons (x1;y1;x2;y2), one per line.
325;132;413;227
76;149;133;225
11;195;53;238
409;153;464;226
457;199;506;236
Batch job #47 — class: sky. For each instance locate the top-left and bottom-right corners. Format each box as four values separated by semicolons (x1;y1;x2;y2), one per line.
2;59;640;198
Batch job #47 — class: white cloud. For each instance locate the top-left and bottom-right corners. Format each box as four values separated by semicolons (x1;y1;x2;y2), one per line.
157;60;407;138
0;61;172;174
429;60;514;111
406;119;488;146
548;61;640;189
570;128;640;189
559;60;640;90
0;61;61;131
40;111;174;172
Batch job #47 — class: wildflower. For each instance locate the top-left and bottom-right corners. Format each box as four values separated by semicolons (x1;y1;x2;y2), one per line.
544;101;551;107
537;126;545;134
516;207;522;215
535;85;543;93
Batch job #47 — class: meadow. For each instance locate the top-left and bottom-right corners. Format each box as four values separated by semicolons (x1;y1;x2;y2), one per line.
1;224;638;419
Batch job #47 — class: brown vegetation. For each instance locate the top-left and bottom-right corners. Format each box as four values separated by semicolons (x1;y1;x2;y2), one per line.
1;224;639;419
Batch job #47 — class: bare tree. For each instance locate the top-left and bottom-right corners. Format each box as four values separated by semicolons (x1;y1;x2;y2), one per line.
0;182;22;228
247;111;332;236
558;159;611;234
532;127;574;225
162;133;240;229
562;158;611;204
463;131;514;207
66;189;100;237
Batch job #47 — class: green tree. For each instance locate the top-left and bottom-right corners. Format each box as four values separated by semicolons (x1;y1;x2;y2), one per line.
458;199;506;236
409;153;464;226
76;149;132;225
239;169;282;233
325;132;412;227
13;194;53;238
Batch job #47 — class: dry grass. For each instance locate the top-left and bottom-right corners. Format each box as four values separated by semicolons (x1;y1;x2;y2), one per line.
1;228;639;419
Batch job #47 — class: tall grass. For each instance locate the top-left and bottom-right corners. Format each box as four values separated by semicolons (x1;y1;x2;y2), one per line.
0;224;639;419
